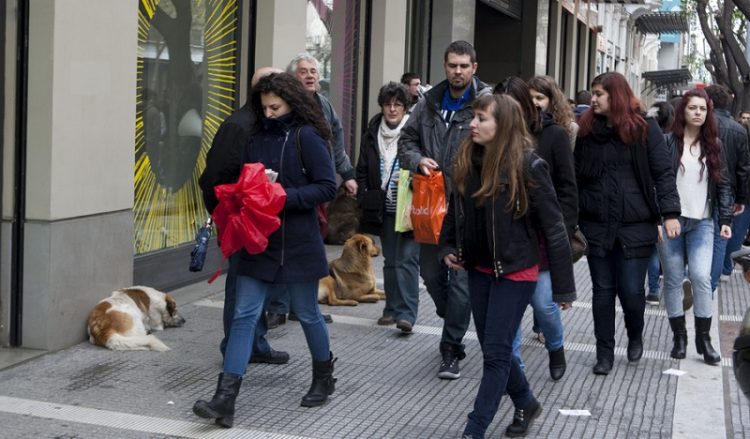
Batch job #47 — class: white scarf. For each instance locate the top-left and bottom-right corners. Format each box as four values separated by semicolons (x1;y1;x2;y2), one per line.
378;114;409;190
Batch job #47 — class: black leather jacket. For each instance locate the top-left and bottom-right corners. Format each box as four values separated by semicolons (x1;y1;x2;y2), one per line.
438;151;576;304
714;109;750;204
664;133;733;226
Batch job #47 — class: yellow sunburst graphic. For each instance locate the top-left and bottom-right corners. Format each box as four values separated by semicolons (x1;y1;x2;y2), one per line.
134;0;237;254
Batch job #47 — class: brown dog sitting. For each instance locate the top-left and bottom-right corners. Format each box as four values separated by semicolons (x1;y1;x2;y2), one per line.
318;234;385;306
324;185;361;245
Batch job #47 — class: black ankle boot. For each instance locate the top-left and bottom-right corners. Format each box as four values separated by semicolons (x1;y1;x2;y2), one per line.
193;373;242;428
548;347;566;381
505;398;542;437
301;353;337;407
668;316;687;359
695;317;721;365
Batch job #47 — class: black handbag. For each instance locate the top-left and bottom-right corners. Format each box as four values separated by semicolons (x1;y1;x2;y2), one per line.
189;217;212;272
570;226;588;263
359;189;386;225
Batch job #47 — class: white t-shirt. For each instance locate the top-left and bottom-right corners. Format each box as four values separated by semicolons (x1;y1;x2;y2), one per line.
676;144;710;220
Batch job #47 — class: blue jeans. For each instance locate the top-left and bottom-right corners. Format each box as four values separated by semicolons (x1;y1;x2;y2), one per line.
660;217;715;319
419;243;471;349
511;271;563;367
223;275;330;376
587;243;649;362
463;270;535;439
723;205;750;276
380;215;421;323
266;284;290;315
647;249;661;297
710;208;731;290
219;260;271;358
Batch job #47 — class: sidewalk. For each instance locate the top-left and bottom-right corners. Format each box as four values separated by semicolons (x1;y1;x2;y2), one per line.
0;243;748;438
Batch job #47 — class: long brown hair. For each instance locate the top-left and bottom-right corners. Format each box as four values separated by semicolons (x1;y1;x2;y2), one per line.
453;94;534;214
578;72;648;145
671;88;722;183
527;75;575;136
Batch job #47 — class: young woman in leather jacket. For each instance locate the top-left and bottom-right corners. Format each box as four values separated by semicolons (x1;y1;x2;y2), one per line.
659;88;733;365
438;94;575;438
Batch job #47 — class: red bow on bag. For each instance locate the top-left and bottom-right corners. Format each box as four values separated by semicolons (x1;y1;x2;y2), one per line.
212;163;287;259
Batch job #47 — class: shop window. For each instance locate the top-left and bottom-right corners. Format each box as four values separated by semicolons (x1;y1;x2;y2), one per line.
134;0;240;254
305;0;361;160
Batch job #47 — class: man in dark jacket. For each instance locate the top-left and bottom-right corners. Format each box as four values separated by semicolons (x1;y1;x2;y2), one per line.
399;40;492;380
705;85;750;292
198;66;289;366
574;90;591;120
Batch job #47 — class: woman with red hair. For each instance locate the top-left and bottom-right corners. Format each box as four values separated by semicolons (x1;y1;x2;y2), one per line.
660;88;732;364
575;72;681;375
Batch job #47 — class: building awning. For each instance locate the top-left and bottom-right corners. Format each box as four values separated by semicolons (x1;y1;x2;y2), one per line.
634;12;689;34
642;68;692;92
584;1;646;4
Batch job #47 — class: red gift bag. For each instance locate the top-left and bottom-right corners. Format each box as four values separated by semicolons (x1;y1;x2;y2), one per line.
410;170;447;245
212;163;287;258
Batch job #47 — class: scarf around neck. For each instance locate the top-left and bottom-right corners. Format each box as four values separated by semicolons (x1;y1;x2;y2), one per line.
378;114;409;189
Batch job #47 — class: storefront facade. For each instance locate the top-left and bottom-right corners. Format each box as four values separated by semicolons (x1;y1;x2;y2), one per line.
0;0;605;351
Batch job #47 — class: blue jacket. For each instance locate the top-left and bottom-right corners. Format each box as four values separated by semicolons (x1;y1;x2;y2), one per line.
236;113;337;283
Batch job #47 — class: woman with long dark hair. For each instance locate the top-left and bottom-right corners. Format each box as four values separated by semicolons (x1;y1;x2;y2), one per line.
439;94;575;438
193;72;338;427
494;76;577;382
660;88;732;364
575;72;681;375
527;75;579;149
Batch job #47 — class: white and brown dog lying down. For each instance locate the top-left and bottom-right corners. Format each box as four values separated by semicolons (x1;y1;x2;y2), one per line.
318;234;386;306
87;286;185;351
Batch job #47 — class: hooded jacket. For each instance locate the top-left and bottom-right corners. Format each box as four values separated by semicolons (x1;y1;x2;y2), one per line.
575;116;681;258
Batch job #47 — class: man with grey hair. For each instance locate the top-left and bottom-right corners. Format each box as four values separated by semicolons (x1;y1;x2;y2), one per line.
287;52;357;196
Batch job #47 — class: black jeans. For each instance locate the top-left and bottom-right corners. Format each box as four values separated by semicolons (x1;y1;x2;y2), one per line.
587;244;649;362
463;270;535;438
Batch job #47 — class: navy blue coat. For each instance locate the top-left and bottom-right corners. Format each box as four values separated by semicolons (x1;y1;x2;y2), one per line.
235;113;336;283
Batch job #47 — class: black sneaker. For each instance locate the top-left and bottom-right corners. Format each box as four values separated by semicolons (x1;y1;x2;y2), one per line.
505;398;542;437
645;293;660;306
437;351;460;379
250;349;290;364
266;312;286;329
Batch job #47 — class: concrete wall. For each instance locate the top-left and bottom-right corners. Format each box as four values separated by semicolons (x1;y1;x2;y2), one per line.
21;0;137;350
429;0;475;83
366;0;407;122
254;0;306;71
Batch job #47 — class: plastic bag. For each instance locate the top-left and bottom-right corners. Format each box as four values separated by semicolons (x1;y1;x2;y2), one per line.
410;170;446;244
212;163;287;258
395;169;413;232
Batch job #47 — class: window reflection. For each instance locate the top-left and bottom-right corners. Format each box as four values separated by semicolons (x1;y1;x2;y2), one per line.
134;0;239;254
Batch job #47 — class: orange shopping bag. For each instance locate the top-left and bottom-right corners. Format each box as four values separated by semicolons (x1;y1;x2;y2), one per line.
410;170;447;244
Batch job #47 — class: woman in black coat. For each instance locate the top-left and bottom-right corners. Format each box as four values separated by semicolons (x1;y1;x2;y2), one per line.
494;76;577;382
575;72;681;375
356;82;421;332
